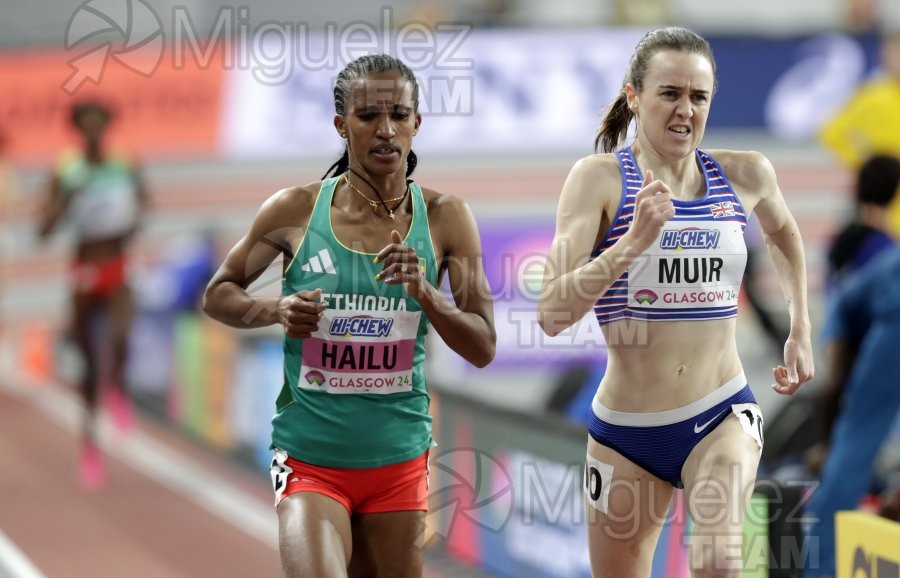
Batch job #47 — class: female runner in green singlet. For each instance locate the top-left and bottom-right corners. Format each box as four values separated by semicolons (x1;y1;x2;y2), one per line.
203;55;496;578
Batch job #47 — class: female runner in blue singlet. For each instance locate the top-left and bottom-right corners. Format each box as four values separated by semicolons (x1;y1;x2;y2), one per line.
539;27;814;577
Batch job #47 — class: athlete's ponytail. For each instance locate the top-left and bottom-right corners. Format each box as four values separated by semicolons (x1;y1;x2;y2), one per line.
595;27;716;153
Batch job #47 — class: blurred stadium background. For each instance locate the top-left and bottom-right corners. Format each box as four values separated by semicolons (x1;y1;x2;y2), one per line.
2;0;899;576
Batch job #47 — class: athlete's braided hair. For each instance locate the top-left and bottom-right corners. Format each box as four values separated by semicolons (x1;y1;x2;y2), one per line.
323;54;419;179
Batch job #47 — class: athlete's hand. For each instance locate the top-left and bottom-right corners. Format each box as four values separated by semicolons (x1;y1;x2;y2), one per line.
375;230;425;299
276;288;327;339
624;170;675;253
772;331;814;395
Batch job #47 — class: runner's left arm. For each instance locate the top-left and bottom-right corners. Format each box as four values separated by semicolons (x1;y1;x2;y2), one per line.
748;151;814;394
376;196;495;368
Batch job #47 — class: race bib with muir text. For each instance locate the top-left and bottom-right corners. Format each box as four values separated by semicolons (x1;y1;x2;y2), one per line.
627;221;746;310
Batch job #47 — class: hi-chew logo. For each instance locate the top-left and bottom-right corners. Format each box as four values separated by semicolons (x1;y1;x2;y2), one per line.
660;227;721;250
634;289;658;305
329;316;394;338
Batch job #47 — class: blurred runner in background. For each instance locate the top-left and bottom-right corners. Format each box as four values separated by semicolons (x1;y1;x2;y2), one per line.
39;100;148;490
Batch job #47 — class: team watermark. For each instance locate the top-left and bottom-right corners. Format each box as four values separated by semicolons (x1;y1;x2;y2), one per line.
64;0;475;115
417;447;818;573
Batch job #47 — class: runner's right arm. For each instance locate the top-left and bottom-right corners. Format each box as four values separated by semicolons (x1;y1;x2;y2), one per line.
538;156;672;336
202;186;326;337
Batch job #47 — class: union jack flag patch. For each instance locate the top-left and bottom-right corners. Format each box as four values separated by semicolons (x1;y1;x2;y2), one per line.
709;201;736;218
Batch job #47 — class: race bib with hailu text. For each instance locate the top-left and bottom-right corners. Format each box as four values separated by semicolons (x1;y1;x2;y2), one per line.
297;308;420;394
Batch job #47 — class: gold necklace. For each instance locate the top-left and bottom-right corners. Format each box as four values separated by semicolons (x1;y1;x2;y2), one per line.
344;173;408;221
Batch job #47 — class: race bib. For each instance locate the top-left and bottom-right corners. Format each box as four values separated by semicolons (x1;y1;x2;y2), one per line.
584;456;614;514
732;403;764;449
72;181;139;239
627;221;746;310
297;308;420;395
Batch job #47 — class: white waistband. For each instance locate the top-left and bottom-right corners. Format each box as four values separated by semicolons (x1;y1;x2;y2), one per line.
591;371;747;427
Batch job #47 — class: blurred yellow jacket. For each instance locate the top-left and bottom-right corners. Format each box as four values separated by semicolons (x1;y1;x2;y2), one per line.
819;78;900;237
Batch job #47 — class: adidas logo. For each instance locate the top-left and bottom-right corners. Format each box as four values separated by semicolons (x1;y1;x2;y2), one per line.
300;249;337;274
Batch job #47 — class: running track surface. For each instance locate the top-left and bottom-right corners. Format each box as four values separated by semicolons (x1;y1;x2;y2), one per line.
0;377;493;578
0;381;280;578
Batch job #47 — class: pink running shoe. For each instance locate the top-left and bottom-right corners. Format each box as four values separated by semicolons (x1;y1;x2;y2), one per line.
107;387;135;434
79;443;105;491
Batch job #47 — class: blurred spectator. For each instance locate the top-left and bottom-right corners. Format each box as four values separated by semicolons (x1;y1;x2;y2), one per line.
806;155;899;478
819;28;900;236
804;246;900;577
38;100;148;490
824;154;900;295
